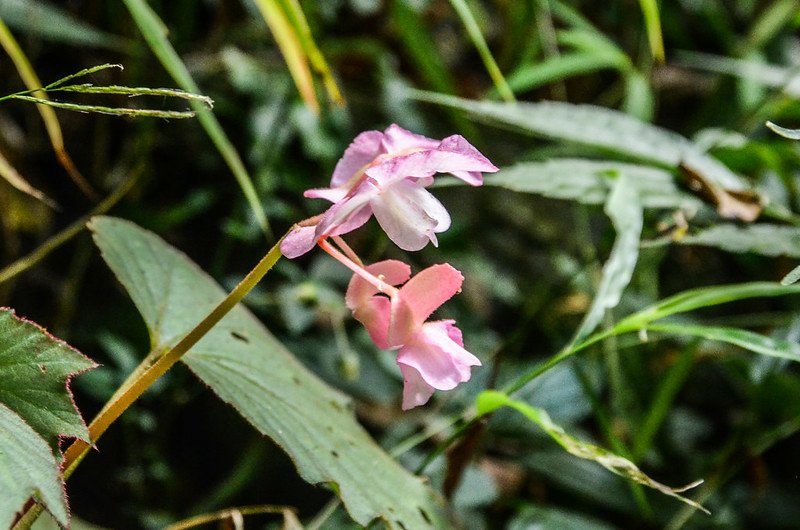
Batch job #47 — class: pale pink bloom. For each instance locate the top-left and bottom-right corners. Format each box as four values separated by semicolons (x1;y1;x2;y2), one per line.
345;259;481;410
280;125;498;258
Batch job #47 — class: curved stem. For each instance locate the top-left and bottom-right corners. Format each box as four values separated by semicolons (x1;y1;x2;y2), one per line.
60;237;285;480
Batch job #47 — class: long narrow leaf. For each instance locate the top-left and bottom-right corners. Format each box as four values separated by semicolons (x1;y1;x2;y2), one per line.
573;176;643;343
276;0;343;106
638;0;665;62
253;0;319;113
449;0;515;101
0;149;55;208
122;0;269;236
0;17;97;198
614;282;800;333
647;323;800;362
476;390;708;513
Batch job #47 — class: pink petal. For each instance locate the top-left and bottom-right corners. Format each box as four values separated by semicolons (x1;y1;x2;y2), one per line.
280;225;318;258
330;130;385;188
345;260;411;310
353;296;393;349
381;124;440;153
366;135;498;186
399;363;436;410
304;186;349;203
315;181;377;239
370;180;451;251
396;264;463;328
396;320;481;391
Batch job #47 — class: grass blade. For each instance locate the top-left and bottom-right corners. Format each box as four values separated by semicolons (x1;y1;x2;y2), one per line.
476;390;708;513
122;0;269;236
276;0;343;106
647;323;800;363
448;0;515;102
253;0;319;113
638;0;665;62
615;282;800;333
0;17;97;199
0;148;55;208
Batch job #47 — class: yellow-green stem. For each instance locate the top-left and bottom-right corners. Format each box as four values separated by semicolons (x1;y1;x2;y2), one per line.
13;236;286;530
61;238;285;479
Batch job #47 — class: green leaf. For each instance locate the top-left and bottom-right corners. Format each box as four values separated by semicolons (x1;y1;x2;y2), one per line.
613;282;800;333
409;91;750;192
0;403;68;528
441;159;701;210
89;216;444;530
678;53;800;99
647;323;800;362
664;224;800;257
507;504;616;530
0;0;127;50
506;53;626;94
573;176;643;343
476;390;708;513
0;308;95;448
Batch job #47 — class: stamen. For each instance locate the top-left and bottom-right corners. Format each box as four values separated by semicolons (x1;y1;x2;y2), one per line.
318;238;399;296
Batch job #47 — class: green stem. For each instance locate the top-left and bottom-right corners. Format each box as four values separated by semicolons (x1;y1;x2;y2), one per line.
15;236;286;530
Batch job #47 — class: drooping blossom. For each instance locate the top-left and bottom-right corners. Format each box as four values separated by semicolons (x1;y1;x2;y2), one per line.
280;125;498;258
344;258;481;410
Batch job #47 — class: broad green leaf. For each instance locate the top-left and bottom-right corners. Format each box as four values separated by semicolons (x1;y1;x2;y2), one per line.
0;0;127;50
664;224;800;257
573;176;642;343
647;323;800;362
0;308;95;448
476;390;707;513
122;0;269;236
89;216;444;530
767;121;800;140
613;282;800;333
441;159;701;210
0;403;67;528
409;91;750;192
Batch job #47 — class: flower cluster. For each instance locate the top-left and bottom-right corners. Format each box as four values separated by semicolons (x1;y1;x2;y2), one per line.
282;124;497;409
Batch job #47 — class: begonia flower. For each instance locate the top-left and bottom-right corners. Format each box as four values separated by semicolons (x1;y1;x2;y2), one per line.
280;125;498;258
344;259;481;410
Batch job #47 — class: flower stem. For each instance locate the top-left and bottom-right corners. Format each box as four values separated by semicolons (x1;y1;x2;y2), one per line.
58;237;285;481
318;238;398;296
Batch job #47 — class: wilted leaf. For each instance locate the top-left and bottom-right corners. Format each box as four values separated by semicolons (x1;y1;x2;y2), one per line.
89;216;444;530
476;390;708;513
0;307;95;449
0;403;68;528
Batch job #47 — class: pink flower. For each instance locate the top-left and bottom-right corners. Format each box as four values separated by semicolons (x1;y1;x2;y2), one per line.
345;259;481;410
280;125;498;258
